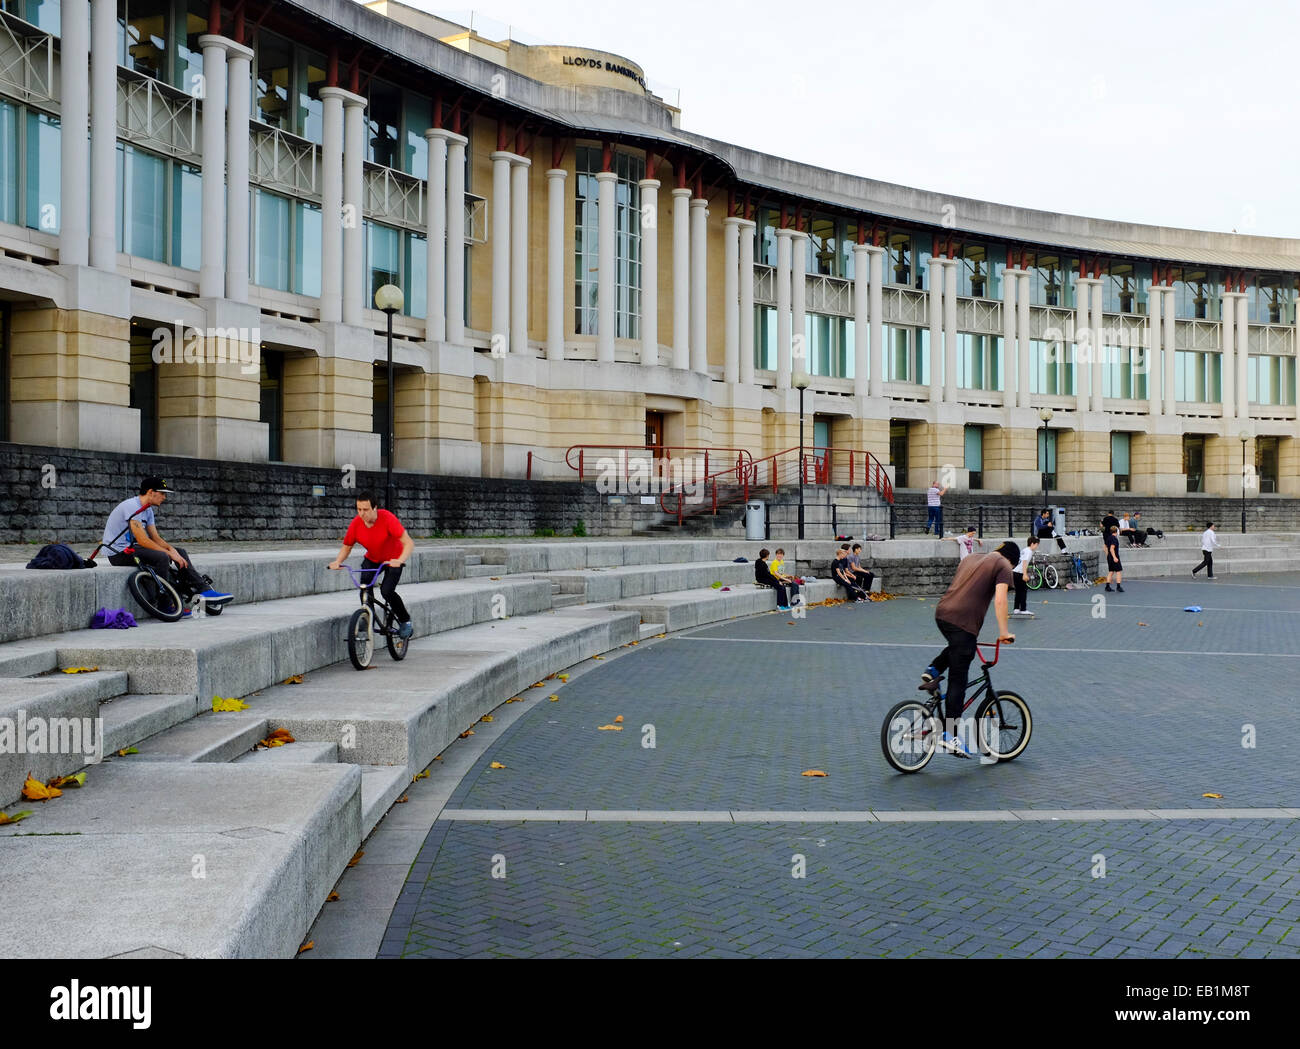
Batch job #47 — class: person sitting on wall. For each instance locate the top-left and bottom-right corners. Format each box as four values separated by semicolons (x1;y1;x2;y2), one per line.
1036;508;1067;552
849;543;875;594
1118;512;1138;546
771;548;802;605
755;549;794;611
1130;511;1153;545
832;547;867;602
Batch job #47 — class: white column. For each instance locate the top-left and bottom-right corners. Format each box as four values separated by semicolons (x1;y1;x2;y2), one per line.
197;35;228;295
943;258;958;401
423;129;451;343
546;167;568;361
224;42;253;303
318;88;346;324
1162;286;1177;416
490;151;512;353
739;219;755;386
1146;286;1163;417
868;245;884;398
595;169;617;363
1017;271;1032;408
671;187;691;369
1220;293;1236;420
1090;279;1106;412
510;156;530;355
791;231;807;378
89;0;116;270
445;133;468;344
638;178;660;366
1074;277;1092;413
1236;293;1250;420
775;228;793;389
927;257;943;401
722;217;741;384
1002;268;1019;407
342;95;366;325
852;244;869;397
689;195;709;374
59;0;89;267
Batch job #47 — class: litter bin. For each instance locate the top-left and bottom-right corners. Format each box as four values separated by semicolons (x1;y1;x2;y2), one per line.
1053;506;1067;535
745;500;766;541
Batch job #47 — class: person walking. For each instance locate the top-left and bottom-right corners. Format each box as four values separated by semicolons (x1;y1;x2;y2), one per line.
924;481;949;536
1103;525;1125;592
1192;522;1219;579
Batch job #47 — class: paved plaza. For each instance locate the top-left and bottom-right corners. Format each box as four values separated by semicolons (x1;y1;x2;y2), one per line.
357;570;1300;958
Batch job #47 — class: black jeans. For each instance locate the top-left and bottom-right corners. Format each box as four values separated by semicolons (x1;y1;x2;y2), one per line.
109;546;206;593
362;558;410;622
836;575;864;601
853;568;875;593
932;617;978;723
1192;551;1214;578
1013;575;1028;611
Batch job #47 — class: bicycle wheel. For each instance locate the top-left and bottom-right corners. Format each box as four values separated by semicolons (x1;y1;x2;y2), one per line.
384;610;410;661
1025;564;1044;591
127;569;185;622
975;690;1032;762
881;700;939;773
1043;564;1059;589
347;606;374;670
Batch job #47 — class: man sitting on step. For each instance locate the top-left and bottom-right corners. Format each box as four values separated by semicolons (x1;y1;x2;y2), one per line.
755;549;797;611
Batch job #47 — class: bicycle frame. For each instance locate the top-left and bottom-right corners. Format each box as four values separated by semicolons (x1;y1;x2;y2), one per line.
341;564;398;635
920;639;1006;717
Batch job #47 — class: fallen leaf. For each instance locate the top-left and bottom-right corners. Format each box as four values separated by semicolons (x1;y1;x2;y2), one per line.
326;892;340;902
558;674;570;682
787;621;796;625
490;576;501;581
116;747;138;757
1137;622;1149;627
433;756;442;761
1203;792;1223;799
283;674;304;685
1197;621;1204;627
259;728;295;749
48;772;86;789
22;775;61;801
212;696;249;712
413;769;430;781
347;850;364;867
801;770;828;778
655;634;666;639
629;641;638;646
531;681;546;688
395;795;409;803
0;810;33;825
480;715;494;723
592;655;604;661
61;666;99;674
458;730;475;739
298;941;314;954
548;695;559;702
597;724;623;731
489;761;507;769
505;696;523;703
545;673;557;680
613;715;623;724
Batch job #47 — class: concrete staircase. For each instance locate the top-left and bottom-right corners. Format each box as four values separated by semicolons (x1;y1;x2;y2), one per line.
1057;531;1300;579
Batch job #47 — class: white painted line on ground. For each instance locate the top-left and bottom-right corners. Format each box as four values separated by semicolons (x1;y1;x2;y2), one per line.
438;808;1300;824
675;637;1300;658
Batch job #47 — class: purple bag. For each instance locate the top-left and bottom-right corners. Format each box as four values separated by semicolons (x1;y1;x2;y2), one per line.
90;607;138;629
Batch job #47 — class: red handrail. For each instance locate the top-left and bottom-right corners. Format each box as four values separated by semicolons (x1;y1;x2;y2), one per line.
563;444;753;483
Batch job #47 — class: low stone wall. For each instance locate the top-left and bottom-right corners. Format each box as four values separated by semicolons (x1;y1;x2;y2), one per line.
797;550;1101;596
0;442;625;544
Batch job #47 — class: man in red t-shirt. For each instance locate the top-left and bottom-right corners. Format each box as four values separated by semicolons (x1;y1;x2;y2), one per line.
327;491;417;638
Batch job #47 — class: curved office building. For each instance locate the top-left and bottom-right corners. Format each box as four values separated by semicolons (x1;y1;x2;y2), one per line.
1;0;1296;500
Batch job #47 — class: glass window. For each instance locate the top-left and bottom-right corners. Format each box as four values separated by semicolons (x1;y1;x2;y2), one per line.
129;326;158;453
8;0;61;35
253;189;291;291
1257;436;1279;492
366;220;400;305
1029;337;1074;395
24;109;59;233
296;49;326;144
754;305;775;371
964;425;983;488
293;200;321;297
757;208;777;267
574;146;642;339
173;0;207;94
171;160;201;269
0;101;17;225
808;216;836;277
405;232;426;318
122;0;169;80
260;349;283;462
403;93;431;179
1183;435;1204;492
1174;269;1220;320
367;79;401;169
885;232;911;287
117;144;167;262
1037;428;1057;488
255;32;292;128
957;333;1001;390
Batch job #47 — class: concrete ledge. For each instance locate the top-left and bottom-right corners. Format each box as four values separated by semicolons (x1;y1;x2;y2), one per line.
610;579;841;632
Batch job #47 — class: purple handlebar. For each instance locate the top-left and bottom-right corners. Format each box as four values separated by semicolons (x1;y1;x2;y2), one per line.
339;564;384;588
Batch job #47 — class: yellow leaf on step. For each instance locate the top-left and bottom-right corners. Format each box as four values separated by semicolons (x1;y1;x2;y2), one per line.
490;576;501;581
61;666;99;674
0;810;33;825
655;634;666;638
459;730;475;738
396;795;409;804
413;769;430;781
558;674;570;682
481;715;494;723
260;728;294;749
548;695;559;702
298;941;314;954
597;724;623;731
801;770;828;778
531;681;546;688
1203;792;1223;799
212;696;249;712
283;674;304;684
22;775;61;801
116;747;138;757
613;716;623;723
489;762;506;769
592;655;604;660
48;772;86;789
506;696;523;703
326;892;340;902
347;850;364;867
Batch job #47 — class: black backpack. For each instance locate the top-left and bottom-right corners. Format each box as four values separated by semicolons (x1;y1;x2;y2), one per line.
26;543;92;570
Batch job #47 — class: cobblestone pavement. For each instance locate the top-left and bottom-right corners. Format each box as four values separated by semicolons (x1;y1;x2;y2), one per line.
383;572;1300;957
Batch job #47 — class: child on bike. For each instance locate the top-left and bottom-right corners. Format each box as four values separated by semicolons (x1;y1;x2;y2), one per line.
327;492;416;638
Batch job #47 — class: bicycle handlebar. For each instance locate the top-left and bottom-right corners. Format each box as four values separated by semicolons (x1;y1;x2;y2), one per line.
975;637;1013;665
334;564;385;588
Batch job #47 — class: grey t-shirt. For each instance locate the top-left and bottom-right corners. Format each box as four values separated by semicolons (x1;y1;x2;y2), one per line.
102;497;155;554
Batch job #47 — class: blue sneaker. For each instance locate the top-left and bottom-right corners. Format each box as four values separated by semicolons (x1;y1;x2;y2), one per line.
199;588;233;602
398;620;414;639
939;731;972;759
921;664;939;683
776;605;791;612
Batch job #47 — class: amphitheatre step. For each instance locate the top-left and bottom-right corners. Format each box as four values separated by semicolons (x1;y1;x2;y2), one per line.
130;711;270;764
547;559;759;602
360;765;412;837
0;761;361;958
234;740;339;765
609;579;841;632
463;563;502;577
0;545;466;646
459;539;773;573
0;645;59;678
550;594;586;608
99;693;203;755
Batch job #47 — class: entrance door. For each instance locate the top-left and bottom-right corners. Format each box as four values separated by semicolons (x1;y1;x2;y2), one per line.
646;410;666;486
889;421;909;489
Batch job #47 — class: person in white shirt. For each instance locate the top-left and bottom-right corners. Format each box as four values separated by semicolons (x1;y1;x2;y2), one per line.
925;482;949;536
943;526;982;561
1192;522;1219;579
1118;513;1137;546
1012;535;1038;617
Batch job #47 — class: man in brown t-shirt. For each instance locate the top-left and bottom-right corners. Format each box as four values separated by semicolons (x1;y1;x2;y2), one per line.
919;542;1018;756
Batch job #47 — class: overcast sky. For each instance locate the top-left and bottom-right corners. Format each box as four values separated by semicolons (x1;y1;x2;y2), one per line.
384;0;1300;239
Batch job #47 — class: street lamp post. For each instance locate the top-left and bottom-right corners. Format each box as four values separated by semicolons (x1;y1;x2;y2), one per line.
794;370;811;540
375;284;404;512
1240;431;1250;534
1038;406;1055;518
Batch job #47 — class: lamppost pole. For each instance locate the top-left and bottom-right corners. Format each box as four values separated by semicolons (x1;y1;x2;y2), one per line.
375;284;404;512
1038;407;1054;517
1241;433;1249;534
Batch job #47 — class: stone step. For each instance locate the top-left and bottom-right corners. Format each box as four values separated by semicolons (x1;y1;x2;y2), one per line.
130;711;270;764
464;554;482;566
609;579;842;632
361;765;412;837
233;740;340;765
550;594;586;608
99;693;202;755
549;559;761;603
1120;556;1300;578
463;563;502;578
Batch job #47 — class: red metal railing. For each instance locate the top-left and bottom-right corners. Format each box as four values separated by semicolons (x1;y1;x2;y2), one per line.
562;444;753;486
659;445;893;524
